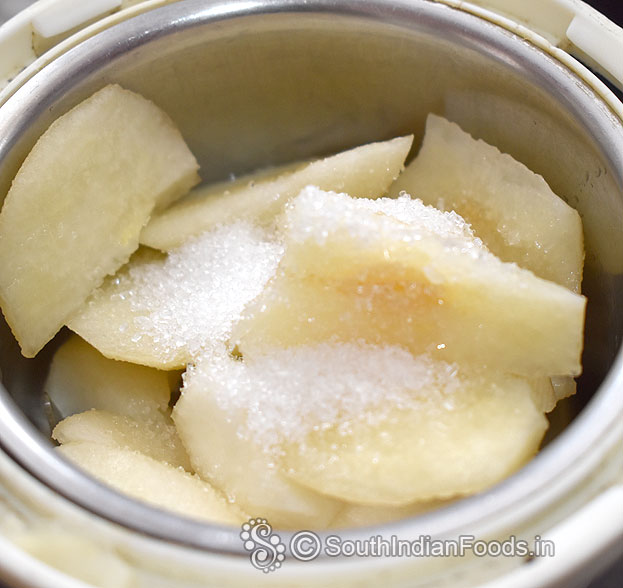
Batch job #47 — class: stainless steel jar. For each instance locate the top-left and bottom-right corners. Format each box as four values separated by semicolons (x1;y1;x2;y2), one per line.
0;1;621;586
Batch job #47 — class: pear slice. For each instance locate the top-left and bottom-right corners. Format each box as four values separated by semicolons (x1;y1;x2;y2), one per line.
233;188;586;377
45;334;171;421
53;410;191;471
173;349;342;529
140;135;413;251
57;442;245;525
282;363;547;505
0;84;199;357
389;114;583;291
47;335;191;469
175;342;546;507
68;222;283;369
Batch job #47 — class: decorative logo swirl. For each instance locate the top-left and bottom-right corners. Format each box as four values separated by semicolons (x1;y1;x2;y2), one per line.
240;518;286;573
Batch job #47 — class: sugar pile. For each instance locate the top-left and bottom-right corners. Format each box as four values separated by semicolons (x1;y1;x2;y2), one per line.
283;187;484;254
184;342;462;450
69;221;284;366
126;222;283;358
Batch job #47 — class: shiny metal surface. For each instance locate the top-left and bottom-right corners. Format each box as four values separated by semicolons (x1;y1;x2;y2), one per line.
0;0;622;556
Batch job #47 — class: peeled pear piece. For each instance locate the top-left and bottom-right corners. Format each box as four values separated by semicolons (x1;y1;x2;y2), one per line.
53;410;191;471
140;135;413;251
57;443;245;525
0;84;199;357
174;342;546;507
389;114;583;292
283;367;547;505
173;350;342;529
234;188;586;377
45;334;171;421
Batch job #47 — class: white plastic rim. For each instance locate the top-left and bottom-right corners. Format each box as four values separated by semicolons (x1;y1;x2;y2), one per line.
0;1;621;587
466;0;623;86
0;0;178;102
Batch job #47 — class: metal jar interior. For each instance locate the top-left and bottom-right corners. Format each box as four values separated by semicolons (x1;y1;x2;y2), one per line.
0;0;622;555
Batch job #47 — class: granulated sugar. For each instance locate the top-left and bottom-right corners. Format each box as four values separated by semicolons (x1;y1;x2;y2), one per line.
69;221;284;366
125;222;283;358
283;187;484;253
184;343;461;450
